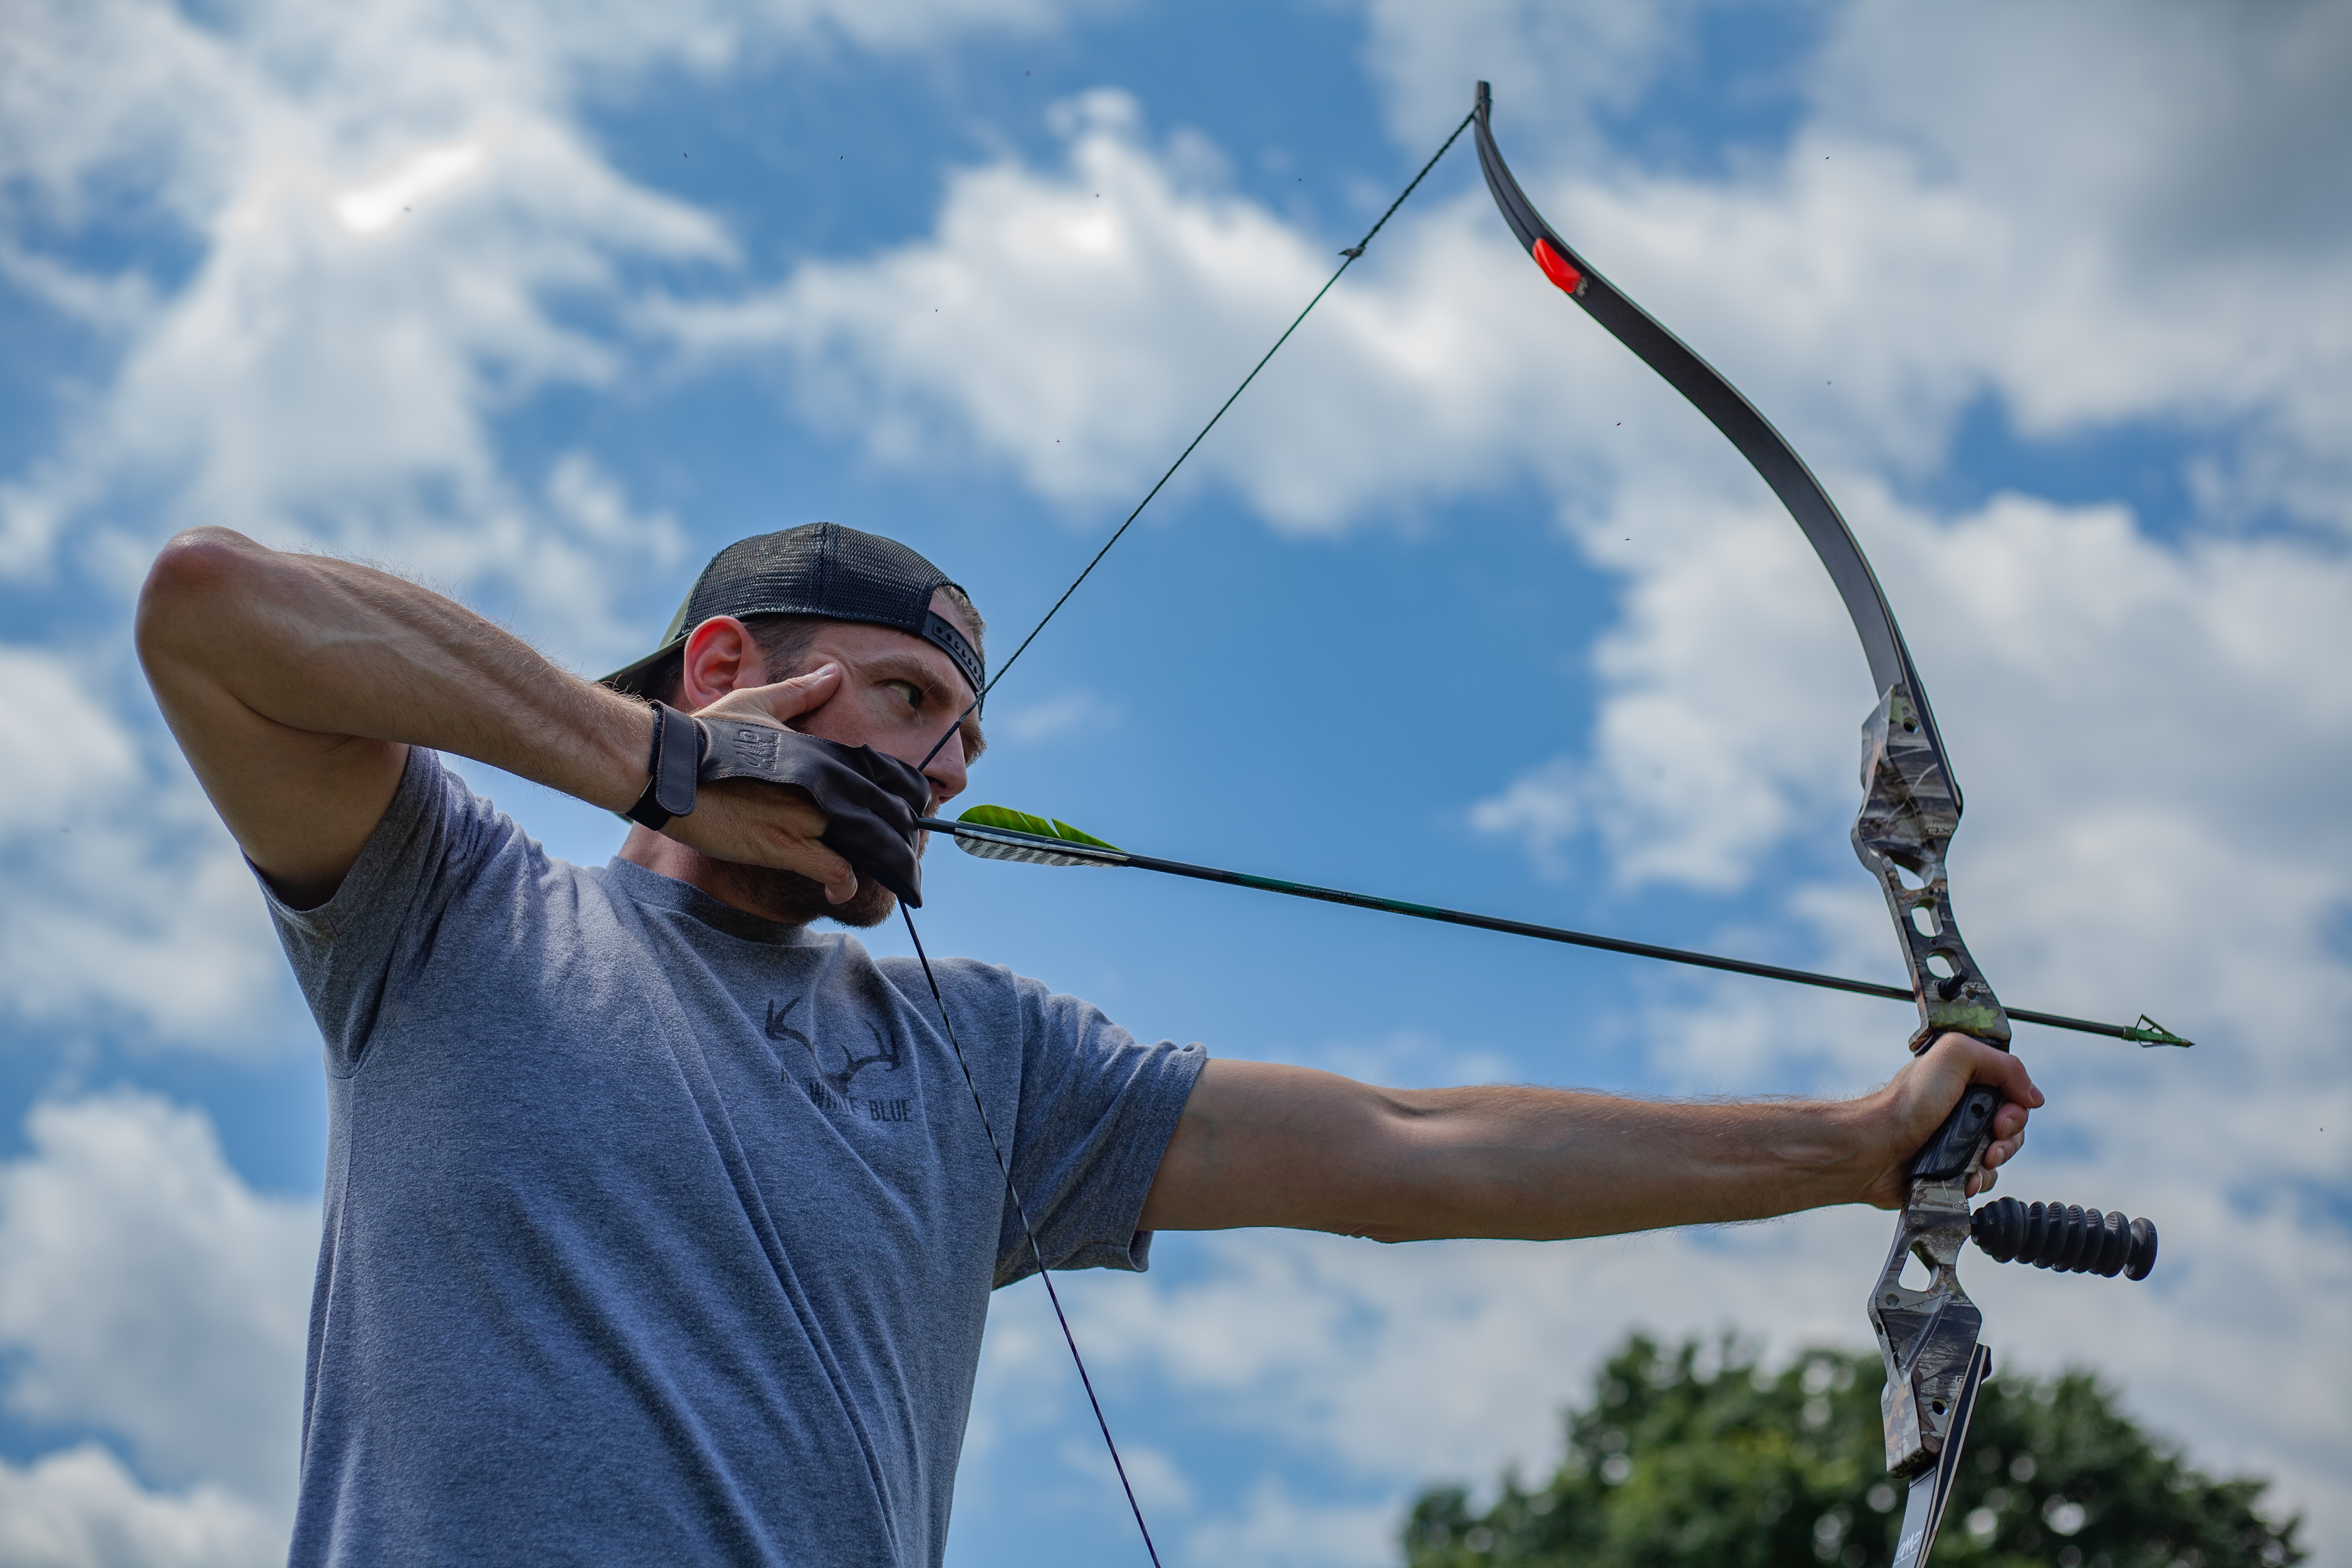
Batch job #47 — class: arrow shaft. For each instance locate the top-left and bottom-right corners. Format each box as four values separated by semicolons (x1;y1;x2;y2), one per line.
918;819;2170;1044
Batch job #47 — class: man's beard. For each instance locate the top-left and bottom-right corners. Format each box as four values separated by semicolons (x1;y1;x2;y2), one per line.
700;859;902;929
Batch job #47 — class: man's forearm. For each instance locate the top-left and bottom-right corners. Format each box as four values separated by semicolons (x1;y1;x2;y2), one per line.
1348;1083;1872;1241
138;528;651;900
142;528;647;802
1142;1060;1883;1240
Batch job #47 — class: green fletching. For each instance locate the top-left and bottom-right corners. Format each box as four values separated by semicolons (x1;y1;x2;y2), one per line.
959;804;1051;836
1050;818;1119;851
958;805;1122;853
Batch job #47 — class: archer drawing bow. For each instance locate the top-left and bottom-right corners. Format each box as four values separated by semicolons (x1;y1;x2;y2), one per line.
1472;81;2165;1567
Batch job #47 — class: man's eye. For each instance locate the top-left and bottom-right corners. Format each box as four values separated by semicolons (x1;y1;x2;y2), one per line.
883;680;921;709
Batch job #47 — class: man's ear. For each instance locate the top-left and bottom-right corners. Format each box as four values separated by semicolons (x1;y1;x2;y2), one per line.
677;617;766;709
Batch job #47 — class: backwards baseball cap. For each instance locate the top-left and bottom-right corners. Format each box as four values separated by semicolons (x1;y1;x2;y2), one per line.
600;522;984;704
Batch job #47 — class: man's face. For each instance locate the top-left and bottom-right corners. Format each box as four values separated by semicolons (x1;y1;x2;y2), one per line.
679;591;985;928
770;595;985;810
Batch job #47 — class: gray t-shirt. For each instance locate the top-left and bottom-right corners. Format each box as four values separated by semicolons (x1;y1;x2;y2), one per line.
261;750;1205;1567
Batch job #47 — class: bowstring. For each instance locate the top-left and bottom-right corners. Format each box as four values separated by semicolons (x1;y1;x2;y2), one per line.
896;109;1475;1563
899;908;1165;1567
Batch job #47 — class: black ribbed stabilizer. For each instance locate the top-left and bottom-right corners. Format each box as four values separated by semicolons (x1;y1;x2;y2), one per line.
1970;1198;2157;1281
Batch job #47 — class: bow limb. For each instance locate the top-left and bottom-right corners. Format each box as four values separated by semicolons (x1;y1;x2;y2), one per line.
1470;81;2007;1055
1473;82;2009;1567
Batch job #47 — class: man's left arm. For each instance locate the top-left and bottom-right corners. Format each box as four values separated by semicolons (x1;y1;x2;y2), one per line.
1137;1033;2039;1240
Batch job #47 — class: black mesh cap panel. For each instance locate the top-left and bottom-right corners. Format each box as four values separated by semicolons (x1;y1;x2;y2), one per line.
600;522;983;701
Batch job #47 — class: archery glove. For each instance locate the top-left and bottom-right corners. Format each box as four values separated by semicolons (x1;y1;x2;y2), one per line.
628;704;933;907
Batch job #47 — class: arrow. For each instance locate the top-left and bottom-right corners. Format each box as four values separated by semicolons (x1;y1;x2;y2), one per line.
921;809;2192;1048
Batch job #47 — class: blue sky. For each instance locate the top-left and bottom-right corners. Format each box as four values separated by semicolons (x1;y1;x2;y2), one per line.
3;2;2348;1563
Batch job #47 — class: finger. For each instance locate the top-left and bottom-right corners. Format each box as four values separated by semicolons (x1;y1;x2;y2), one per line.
780;843;859;904
694;777;831;839
676;782;856;898
1987;1049;2042;1109
748;661;842;722
1929;1032;2043;1110
781;838;859;903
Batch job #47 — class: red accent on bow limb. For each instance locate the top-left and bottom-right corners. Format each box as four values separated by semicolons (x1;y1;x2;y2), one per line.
1532;236;1583;293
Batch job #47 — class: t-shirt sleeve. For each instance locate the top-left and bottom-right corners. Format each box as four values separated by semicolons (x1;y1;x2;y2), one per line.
257;748;511;1076
972;968;1207;1287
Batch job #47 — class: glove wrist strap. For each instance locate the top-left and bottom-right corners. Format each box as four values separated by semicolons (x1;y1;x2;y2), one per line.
625;703;703;830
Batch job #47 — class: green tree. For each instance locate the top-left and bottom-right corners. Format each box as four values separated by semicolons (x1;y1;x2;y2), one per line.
1403;1334;2302;1568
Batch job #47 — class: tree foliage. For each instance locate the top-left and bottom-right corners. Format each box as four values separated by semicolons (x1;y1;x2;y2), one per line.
1402;1334;2302;1568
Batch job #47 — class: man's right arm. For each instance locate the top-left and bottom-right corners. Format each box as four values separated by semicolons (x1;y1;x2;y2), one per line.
135;528;654;908
137;527;868;912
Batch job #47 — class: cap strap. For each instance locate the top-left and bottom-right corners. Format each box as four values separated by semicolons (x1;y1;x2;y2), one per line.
922;611;986;706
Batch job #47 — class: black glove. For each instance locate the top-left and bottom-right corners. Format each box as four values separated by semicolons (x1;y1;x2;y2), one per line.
627;704;932;906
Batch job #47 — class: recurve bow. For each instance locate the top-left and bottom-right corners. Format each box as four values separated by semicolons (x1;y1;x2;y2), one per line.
1472;80;2161;1566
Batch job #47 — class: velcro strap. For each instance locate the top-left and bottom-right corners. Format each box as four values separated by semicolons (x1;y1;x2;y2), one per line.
625;703;705;830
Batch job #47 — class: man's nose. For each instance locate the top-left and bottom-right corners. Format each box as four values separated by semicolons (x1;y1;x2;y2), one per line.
924;749;967;809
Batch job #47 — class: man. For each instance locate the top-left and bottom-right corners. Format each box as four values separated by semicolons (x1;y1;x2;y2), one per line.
136;520;2037;1567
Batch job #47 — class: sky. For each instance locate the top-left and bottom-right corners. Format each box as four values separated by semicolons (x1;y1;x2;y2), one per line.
1;1;2347;1564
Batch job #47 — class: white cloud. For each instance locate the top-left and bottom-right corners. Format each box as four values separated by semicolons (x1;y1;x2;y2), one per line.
1;0;1062;1057
1177;1479;1398;1568
998;691;1123;745
676;6;2351;555
0;1092;317;1523
0;0;1068;663
653;88;1611;536
1476;480;2352;899
1057;1436;1195;1516
0;1446;282;1568
0;0;1070;222
64;105;712;663
330;140;486;236
1357;0;1692;162
0;647;294;1054
1471;481;2352;1097
1357;0;2352;530
1471;483;1866;891
1817;0;2352;265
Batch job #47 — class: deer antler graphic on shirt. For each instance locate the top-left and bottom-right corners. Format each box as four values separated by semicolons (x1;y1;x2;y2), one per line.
817;1020;902;1099
763;996;811;1053
770;996;902;1098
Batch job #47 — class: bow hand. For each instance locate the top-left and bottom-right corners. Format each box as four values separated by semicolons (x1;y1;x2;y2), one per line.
1863;1034;2038;1210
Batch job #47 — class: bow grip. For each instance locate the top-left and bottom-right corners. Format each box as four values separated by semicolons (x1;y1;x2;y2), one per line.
1910;1084;1999;1181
